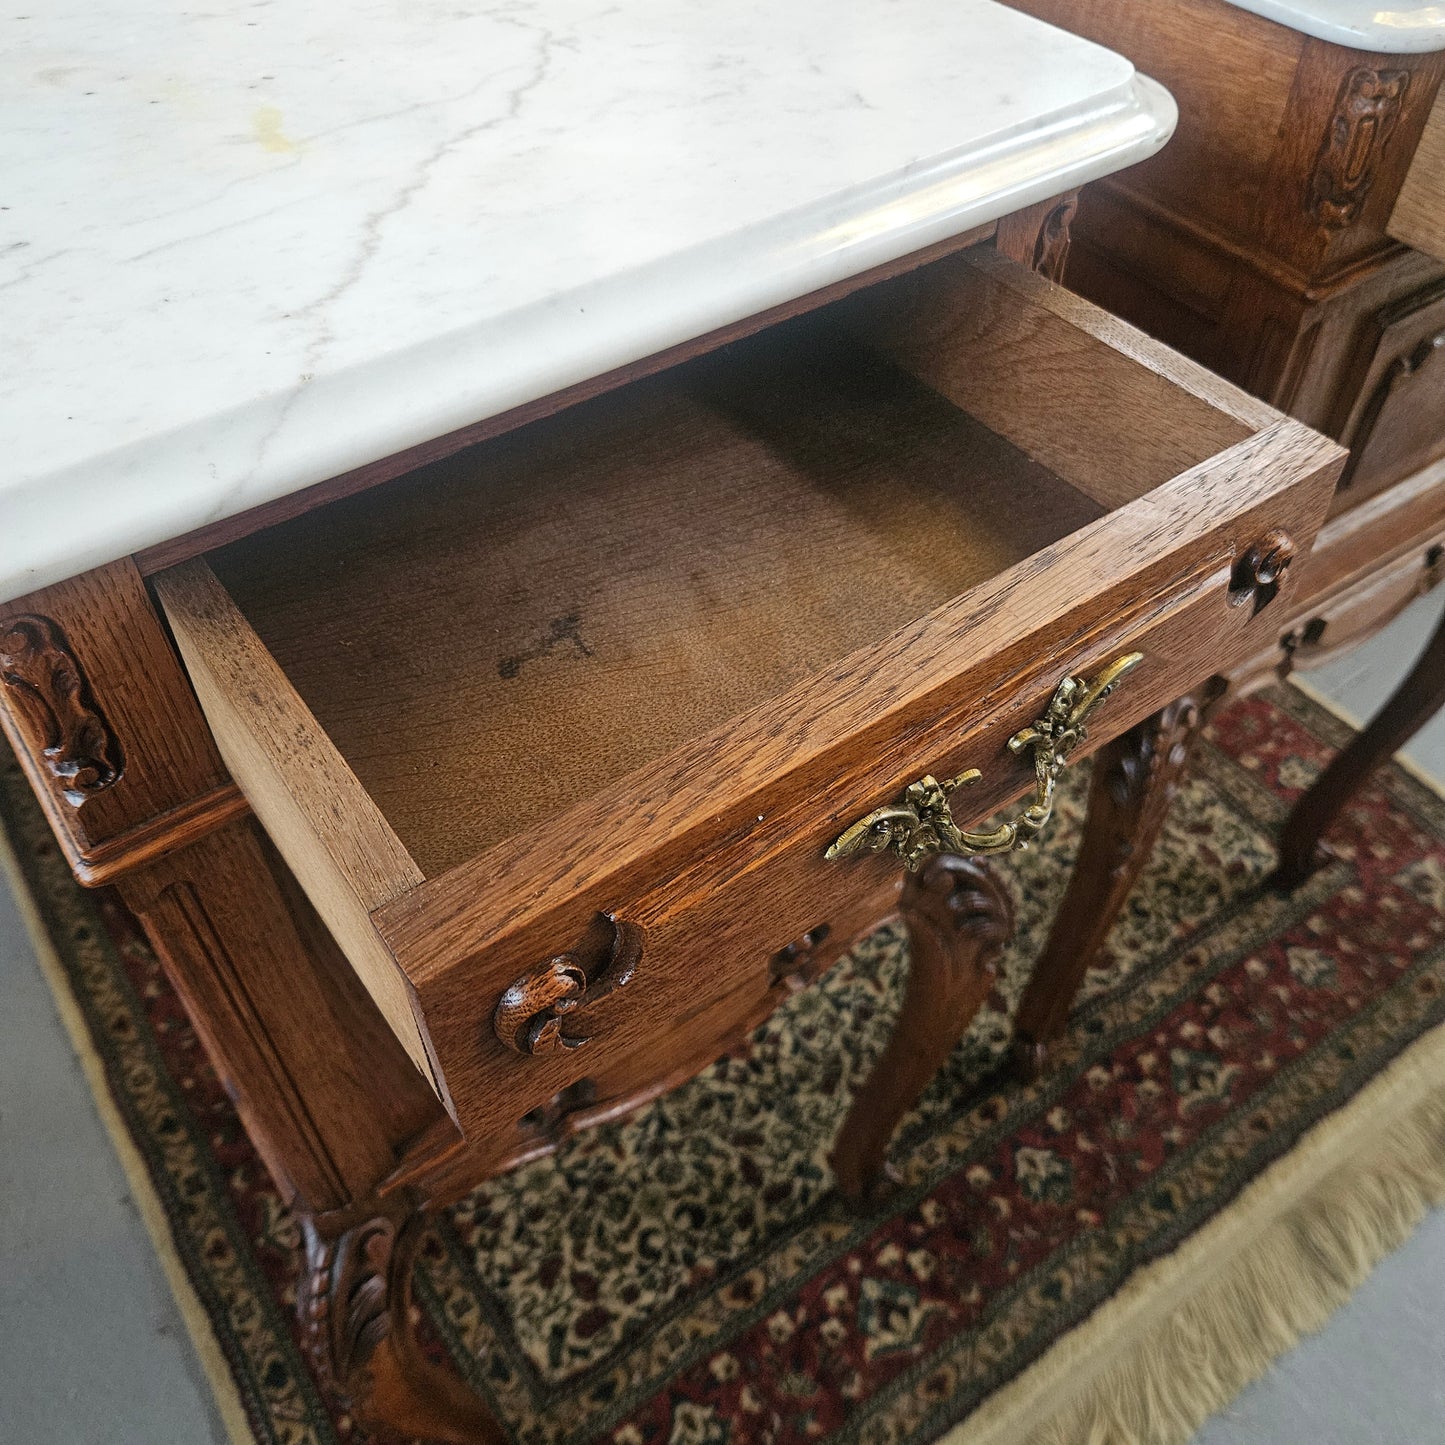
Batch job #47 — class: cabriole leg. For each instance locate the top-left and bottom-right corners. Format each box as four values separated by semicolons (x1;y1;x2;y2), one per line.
1011;693;1207;1080
1274;603;1445;890
831;854;1015;1203
300;1197;504;1445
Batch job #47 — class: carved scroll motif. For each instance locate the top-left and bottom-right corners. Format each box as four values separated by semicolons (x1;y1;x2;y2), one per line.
0;614;123;804
493;912;643;1056
296;1201;503;1441
300;1213;397;1394
1031;195;1078;284
1308;68;1409;229
825;654;1143;872
1229;529;1297;617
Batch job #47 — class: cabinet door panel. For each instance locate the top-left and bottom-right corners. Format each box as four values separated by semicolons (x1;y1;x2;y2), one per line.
1334;279;1445;509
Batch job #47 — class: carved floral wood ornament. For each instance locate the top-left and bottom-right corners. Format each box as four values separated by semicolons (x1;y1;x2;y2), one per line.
0;613;123;804
493;911;644;1056
1308;67;1410;229
1229;529;1297;616
1032;194;1079;283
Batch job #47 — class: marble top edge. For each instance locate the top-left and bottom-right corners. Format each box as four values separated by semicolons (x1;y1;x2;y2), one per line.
1223;1;1445;52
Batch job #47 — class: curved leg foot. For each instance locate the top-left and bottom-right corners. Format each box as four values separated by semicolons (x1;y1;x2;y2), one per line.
1273;604;1445;891
300;1196;504;1445
1011;692;1208;1079
830;855;1015;1204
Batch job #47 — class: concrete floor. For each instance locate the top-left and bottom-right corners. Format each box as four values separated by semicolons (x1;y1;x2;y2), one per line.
0;855;229;1444
1;590;1443;1445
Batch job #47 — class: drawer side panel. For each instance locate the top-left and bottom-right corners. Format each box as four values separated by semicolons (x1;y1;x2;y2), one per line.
154;561;443;1098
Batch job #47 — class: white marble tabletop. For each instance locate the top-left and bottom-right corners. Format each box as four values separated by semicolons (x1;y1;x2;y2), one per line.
1223;1;1445;51
0;0;1174;602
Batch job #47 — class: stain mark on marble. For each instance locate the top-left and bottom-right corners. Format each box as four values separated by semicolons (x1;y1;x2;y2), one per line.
253;106;298;154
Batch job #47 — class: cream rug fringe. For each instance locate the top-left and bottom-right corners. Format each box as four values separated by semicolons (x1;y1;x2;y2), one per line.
947;1019;1445;1445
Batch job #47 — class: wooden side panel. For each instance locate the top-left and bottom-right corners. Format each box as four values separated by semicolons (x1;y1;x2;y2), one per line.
1329;277;1445;506
1010;0;1302;244
119;817;444;1212
0;557;244;884
1391;88;1445;262
153;560;440;1095
846;250;1270;509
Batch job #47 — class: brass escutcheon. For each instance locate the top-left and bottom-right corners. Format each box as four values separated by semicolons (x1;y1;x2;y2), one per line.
824;653;1144;872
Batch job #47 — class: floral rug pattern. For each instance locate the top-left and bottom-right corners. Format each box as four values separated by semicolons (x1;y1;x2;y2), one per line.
4;685;1444;1445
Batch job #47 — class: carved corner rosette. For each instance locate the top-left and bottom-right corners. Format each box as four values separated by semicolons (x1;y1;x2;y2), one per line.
1308;67;1409;230
0;613;123;804
493;911;643;1056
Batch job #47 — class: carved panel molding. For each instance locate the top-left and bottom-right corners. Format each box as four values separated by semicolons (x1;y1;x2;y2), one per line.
0;613;123;804
1308;68;1410;230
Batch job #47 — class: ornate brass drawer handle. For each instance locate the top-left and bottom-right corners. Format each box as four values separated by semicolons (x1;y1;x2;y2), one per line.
825;653;1143;872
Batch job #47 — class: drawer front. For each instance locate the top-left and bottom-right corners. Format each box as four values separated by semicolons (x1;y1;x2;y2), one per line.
379;526;1326;1143
160;250;1344;1140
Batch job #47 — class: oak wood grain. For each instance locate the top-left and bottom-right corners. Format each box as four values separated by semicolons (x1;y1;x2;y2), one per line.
132;224;998;577
844;250;1267;508
153;562;439;1096
1011;0;1445;490
118;817;442;1212
1390;88;1445;263
203;323;1104;877
1012;0;1302;246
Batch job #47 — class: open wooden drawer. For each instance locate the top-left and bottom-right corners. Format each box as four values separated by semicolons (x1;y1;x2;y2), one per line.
154;249;1344;1142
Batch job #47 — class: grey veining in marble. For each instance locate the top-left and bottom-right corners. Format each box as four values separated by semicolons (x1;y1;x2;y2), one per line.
0;0;1174;601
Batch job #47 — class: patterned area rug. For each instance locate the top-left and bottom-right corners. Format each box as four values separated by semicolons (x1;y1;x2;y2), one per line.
5;685;1445;1445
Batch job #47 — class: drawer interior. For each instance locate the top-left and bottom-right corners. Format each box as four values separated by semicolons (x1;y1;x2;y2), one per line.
201;251;1253;878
